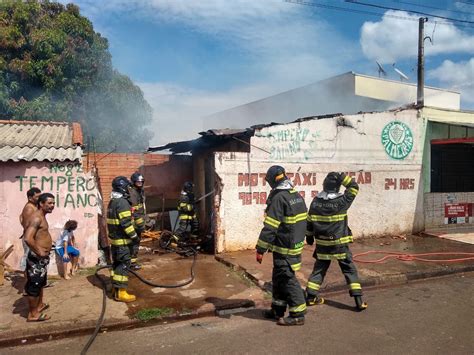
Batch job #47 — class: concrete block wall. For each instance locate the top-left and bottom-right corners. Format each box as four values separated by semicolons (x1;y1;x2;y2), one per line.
424;192;474;229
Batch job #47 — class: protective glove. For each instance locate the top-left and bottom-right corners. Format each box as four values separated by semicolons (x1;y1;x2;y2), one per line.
306;235;314;246
256;251;264;264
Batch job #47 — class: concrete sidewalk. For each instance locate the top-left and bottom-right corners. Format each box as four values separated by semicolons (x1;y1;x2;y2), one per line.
0;251;265;347
216;234;474;294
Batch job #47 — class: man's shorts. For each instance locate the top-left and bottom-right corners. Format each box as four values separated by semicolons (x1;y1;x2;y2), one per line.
24;252;50;297
19;236;30;272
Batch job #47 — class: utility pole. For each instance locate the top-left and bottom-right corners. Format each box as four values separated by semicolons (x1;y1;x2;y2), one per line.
417;17;428;107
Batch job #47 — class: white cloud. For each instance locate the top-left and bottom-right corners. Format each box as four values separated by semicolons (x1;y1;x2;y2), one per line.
361;11;474;63
428;58;474;104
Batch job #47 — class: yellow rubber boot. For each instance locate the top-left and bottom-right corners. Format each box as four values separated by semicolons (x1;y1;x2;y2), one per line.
114;288;136;303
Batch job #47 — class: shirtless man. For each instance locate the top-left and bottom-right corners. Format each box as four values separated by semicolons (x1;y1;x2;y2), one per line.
19;188;42;272
23;193;55;322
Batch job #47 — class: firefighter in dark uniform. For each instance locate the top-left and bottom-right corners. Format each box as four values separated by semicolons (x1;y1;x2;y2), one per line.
129;172;146;270
175;181;199;239
305;172;368;311
256;165;308;326
107;176;138;303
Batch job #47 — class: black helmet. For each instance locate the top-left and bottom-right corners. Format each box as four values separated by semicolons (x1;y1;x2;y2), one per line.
323;172;341;193
183;181;194;193
112;176;131;194
265;165;287;189
130;172;144;184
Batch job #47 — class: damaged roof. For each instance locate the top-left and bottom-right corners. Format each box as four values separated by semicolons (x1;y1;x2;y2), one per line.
0;120;83;162
148;128;254;154
148;113;346;154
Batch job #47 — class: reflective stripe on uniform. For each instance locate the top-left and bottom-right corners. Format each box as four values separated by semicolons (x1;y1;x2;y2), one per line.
134;217;145;225
289;189;298;194
309;214;347;222
349;283;362;290
133;203;144;209
118;210;132;219
107;218;120;225
264;215;281;229
109;238;132;246
316;253;347;260
348;187;358;196
290;262;302;271
307;281;320;291
342;175;352;186
315;236;353;246
283;212;307;224
179;215;194;220
272;298;287;306
124;225;135;234
257;239;271;250
112;274;128;282
289;303;307;313
272;245;303;256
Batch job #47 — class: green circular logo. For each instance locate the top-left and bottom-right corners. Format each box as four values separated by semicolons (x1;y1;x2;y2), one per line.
381;121;413;159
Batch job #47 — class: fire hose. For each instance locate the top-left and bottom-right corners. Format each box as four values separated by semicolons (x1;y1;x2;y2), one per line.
353;251;474;263
80;250;198;355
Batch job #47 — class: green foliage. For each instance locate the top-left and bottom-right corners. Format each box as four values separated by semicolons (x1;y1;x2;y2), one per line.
134;307;175;322
0;0;152;152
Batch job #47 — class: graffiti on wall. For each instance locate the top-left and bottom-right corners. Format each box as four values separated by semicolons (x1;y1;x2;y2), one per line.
237;171;372;205
16;162;98;209
384;178;415;190
257;127;320;160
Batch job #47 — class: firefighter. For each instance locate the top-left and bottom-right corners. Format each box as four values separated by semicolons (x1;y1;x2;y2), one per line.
107;176;138;303
129;172;146;270
305;172;368;311
175;181;199;240
256;165;308;326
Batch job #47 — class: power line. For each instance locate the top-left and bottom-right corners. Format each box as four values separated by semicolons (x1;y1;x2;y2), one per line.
393;0;474;15
345;0;474;24
284;0;474;28
284;0;419;21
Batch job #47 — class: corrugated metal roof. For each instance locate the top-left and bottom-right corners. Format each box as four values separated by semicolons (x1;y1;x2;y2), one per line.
0;120;83;162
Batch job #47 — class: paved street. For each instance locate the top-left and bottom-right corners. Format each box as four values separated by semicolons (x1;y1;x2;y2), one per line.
5;272;473;355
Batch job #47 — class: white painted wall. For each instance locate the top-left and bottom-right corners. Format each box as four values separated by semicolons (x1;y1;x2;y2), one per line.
214;109;427;252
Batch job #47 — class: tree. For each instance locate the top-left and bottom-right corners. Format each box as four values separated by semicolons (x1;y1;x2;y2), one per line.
0;0;153;152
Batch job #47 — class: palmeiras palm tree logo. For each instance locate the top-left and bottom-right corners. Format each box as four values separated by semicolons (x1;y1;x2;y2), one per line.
381;121;413;159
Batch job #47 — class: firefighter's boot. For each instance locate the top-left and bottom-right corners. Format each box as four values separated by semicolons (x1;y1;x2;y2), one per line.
114;288;136;303
262;309;282;321
277;316;305;326
354;295;368;311
306;294;325;306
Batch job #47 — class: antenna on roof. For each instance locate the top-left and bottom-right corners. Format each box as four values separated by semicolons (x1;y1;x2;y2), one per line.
392;63;409;81
376;61;387;78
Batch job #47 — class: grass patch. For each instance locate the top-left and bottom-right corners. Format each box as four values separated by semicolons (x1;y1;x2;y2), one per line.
134;307;174;321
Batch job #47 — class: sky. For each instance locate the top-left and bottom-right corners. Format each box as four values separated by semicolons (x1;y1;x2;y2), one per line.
59;0;474;145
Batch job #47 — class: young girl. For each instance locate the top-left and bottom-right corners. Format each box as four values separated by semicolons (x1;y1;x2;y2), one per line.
56;220;80;280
